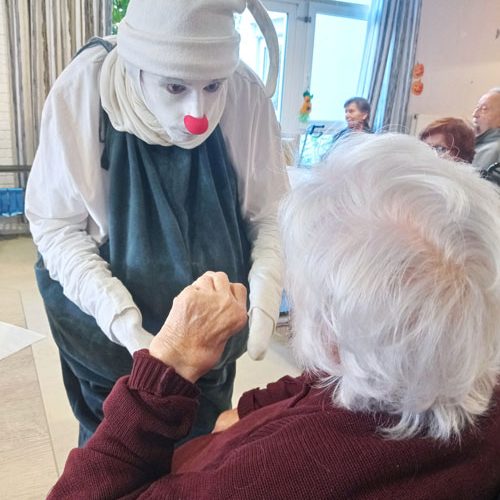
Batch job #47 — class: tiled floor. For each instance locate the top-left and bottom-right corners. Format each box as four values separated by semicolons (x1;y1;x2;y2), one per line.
0;235;299;499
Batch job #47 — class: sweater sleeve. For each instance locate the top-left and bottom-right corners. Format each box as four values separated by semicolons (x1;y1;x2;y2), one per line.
47;350;200;499
238;374;308;417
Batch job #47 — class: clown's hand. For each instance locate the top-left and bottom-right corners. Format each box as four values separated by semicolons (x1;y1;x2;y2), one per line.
247;308;275;361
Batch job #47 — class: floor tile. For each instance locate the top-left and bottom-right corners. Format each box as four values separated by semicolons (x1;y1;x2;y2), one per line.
0;284;58;499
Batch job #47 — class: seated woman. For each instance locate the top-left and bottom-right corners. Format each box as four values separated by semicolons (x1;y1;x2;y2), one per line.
48;134;500;499
331;96;372;143
419;117;475;162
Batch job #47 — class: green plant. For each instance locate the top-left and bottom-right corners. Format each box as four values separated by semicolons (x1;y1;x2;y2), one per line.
112;0;130;34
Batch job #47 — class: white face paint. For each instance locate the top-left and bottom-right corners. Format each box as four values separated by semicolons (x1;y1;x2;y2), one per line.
140;71;228;147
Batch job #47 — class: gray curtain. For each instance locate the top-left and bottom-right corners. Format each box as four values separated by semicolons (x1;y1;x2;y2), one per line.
357;0;422;132
3;0;112;173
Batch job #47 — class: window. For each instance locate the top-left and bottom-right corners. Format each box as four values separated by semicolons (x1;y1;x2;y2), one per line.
236;8;288;119
308;9;368;122
238;0;370;135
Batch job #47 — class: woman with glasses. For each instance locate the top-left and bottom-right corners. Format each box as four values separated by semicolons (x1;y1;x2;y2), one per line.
419;117;475;163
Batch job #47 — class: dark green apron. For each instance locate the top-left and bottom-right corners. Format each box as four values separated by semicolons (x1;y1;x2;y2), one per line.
36;43;250;444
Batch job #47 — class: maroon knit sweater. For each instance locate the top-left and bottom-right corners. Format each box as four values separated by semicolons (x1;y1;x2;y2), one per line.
47;350;500;499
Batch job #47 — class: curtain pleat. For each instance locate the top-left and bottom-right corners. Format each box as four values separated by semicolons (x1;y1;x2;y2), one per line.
357;0;422;132
4;0;112;173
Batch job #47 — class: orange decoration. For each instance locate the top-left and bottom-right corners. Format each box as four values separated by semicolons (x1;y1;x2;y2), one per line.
413;62;424;79
299;90;313;123
411;79;424;96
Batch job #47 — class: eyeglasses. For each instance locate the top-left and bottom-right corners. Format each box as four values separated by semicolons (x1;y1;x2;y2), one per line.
431;145;450;155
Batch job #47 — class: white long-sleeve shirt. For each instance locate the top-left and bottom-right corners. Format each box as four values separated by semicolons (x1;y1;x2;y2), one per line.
25;44;289;354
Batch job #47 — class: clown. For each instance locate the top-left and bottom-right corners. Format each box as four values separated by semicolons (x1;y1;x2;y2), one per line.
26;0;288;445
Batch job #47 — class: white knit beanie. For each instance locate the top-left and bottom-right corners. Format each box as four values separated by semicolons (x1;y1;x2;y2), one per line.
116;0;246;81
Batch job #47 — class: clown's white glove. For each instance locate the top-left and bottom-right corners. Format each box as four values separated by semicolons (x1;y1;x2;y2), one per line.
110;308;154;355
247;307;275;361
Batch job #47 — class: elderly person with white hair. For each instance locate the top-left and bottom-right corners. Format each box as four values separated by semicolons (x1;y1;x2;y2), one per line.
48;134;500;499
472;87;500;172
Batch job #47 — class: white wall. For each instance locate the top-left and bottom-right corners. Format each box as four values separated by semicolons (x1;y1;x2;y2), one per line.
0;1;15;187
407;0;500;123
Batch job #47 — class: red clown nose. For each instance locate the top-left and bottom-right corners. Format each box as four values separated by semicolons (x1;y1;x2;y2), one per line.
184;115;209;135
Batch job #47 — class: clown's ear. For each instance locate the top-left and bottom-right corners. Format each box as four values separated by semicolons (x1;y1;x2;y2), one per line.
247;0;279;98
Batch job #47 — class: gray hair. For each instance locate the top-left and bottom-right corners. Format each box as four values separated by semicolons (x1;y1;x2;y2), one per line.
280;133;500;440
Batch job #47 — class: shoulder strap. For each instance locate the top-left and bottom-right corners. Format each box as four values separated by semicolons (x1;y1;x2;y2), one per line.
74;36;115;59
73;37;116;147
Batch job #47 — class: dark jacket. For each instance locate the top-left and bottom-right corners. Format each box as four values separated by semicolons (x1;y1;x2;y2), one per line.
332;123;372;144
473;128;500;172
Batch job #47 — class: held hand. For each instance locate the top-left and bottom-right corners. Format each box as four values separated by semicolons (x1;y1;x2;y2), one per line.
149;272;248;383
247;308;275;361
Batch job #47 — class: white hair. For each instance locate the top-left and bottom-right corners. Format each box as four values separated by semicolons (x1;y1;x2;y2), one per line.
280;133;500;440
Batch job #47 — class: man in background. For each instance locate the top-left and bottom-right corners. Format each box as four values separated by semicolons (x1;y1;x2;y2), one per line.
472;87;500;172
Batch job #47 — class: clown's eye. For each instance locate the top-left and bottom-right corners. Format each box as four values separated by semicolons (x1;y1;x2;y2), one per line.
166;83;186;94
204;82;221;93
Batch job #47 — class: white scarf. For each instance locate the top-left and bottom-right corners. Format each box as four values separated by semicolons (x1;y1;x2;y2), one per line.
100;49;171;146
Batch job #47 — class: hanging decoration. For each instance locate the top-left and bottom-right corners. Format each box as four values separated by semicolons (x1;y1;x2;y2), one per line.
299;90;313;122
411;80;424;96
412;62;424;79
411;62;424;96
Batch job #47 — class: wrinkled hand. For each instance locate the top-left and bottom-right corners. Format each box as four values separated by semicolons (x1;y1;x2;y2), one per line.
212;408;240;433
149;272;248;383
247;308;275;361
